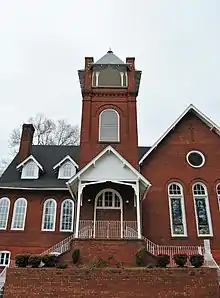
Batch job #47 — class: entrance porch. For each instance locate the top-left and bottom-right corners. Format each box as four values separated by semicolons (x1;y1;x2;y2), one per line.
66;146;151;240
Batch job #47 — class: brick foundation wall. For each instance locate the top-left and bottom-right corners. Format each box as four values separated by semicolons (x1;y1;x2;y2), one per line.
59;239;146;266
4;268;219;298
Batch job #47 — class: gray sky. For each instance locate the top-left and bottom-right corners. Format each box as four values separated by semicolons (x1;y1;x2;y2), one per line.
0;0;219;160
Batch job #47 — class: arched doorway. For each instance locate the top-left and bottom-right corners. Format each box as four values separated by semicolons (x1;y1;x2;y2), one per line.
94;189;123;238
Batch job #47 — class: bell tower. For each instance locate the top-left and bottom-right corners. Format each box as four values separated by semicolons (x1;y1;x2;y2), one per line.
78;50;142;169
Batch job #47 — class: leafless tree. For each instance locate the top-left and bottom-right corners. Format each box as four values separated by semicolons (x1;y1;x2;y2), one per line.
0;114;80;176
9;114;80;152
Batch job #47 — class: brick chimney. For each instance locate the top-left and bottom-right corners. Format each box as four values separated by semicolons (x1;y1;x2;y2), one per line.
18;124;35;163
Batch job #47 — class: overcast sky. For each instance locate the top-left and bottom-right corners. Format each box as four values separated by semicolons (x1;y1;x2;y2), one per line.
0;0;219;161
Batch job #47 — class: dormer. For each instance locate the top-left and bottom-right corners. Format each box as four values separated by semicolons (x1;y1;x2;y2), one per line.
16;155;43;179
53;155;78;180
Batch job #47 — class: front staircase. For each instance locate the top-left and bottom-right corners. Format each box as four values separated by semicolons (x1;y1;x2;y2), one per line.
41;226;206;266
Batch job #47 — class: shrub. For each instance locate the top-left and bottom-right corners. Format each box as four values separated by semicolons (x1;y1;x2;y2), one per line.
56;264;68;269
28;255;42;268
189;254;204;268
173;254;187;267
15;254;30;268
156;254;170;268
146;263;155;268
42;254;58;267
72;249;80;264
88;257;108;269
135;246;147;267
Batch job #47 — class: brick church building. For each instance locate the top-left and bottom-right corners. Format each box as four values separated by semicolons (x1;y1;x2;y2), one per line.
0;50;220;269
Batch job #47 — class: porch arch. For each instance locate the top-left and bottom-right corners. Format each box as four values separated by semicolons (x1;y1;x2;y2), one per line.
94;188;123;238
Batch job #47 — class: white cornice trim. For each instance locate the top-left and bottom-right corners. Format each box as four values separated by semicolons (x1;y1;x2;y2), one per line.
0;186;68;190
16;155;44;171
53;155;79;170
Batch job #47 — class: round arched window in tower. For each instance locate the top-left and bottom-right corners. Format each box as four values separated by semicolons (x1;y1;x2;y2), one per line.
186;150;205;168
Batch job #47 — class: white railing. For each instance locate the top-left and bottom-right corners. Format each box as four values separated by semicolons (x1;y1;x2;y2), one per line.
142;235;205;266
0;267;7;296
78;220;138;239
41;233;76;256
40;220;205;266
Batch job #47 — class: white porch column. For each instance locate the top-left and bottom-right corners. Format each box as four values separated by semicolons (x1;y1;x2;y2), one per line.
135;180;141;239
75;181;82;238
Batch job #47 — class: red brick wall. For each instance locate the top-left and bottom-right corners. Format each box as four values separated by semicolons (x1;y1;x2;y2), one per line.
59;239;144;266
4;268;219;298
79;95;139;169
79;57;139;169
0;189;73;258
141;112;220;249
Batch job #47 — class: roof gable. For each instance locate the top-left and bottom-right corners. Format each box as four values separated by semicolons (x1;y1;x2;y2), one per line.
16;155;44;172
53;155;79;170
139;104;220;164
67;145;151;188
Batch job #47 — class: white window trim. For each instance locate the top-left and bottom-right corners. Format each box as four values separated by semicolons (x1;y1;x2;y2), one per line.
59;199;74;232
98;109;120;142
21;161;39;180
168;183;187;237
186;150;205;168
11;198;27;231
0;197;10;230
0;250;11;267
193;182;213;237
93;189;123;238
41;199;57;232
120;72;128;87
95;188;122;210
216;183;220;211
58;161;76;180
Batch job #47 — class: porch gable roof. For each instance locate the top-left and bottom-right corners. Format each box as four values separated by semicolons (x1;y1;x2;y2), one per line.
66;145;151;190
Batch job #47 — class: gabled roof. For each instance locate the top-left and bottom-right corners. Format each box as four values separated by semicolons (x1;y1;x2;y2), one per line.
16;155;44;171
139;104;220;165
0;145;150;189
67;145;151;188
94;50;125;65
53;155;79;170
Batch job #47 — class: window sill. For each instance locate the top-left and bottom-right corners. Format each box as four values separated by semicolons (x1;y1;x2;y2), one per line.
99;141;120;144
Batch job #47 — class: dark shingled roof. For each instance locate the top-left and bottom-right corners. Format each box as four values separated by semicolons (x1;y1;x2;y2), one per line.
94;50;125;65
0;145;150;189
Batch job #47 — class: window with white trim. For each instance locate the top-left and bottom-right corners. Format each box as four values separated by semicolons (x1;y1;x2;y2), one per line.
0;251;10;267
42;199;57;231
168;183;187;237
216;184;220;210
99;109;119;142
60;199;74;232
58;162;76;179
21;161;39;179
0;197;10;230
96;189;122;209
11;198;27;230
193;183;213;236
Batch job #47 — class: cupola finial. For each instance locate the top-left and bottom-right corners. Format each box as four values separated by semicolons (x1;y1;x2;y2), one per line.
107;47;113;53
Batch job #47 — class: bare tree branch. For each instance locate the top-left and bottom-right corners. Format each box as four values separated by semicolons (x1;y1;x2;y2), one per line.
8;114;80;154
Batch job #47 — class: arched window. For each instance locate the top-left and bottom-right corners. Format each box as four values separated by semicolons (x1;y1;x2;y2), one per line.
99;109;119;142
21;161;39;179
42;199;57;231
95;189;122;209
60;199;74;232
11;198;27;230
58;162;76;179
216;184;220;210
168;183;187;237
0;198;10;230
193;183;213;236
0;251;10;267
